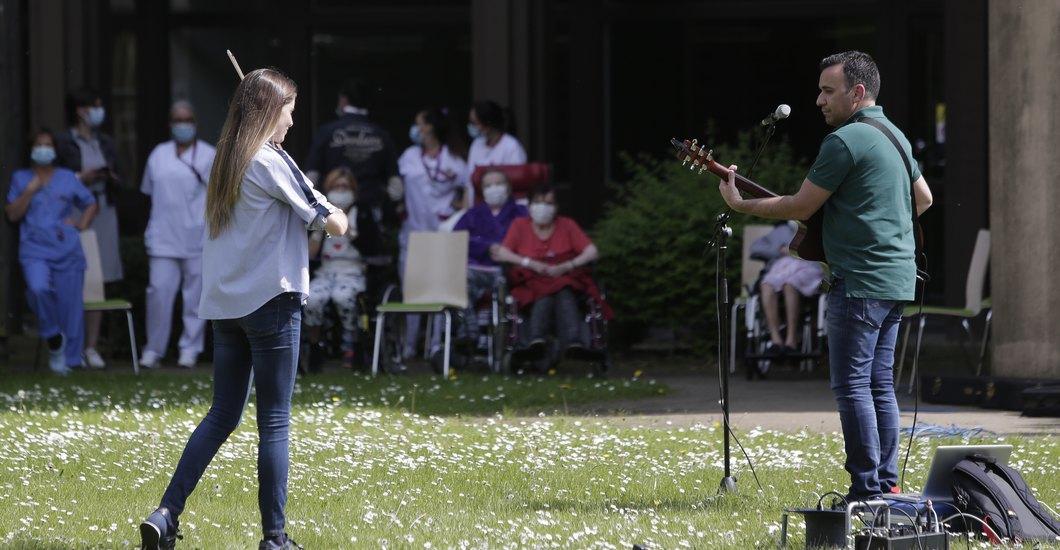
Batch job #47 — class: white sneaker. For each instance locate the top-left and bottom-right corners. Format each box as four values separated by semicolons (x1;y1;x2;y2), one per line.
47;335;70;376
84;347;106;369
177;349;198;369
140;350;161;369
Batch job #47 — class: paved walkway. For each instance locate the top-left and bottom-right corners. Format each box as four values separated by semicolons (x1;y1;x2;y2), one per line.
569;374;1060;435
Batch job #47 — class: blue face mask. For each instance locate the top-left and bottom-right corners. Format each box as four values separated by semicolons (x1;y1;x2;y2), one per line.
31;145;56;166
86;106;106;127
467;123;482;139
172;122;196;144
409;124;423;145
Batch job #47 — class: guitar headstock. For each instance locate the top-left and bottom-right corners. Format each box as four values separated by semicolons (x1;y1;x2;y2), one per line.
670;137;714;175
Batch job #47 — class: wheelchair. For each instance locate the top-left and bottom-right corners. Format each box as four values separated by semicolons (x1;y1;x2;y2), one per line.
498;285;611;376
300;258;394;373
735;280;827;379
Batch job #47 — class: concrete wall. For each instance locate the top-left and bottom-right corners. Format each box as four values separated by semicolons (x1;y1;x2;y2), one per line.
988;0;1060;379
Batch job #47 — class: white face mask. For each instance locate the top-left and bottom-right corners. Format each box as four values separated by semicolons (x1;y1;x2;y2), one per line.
529;202;556;225
327;189;355;210
482;184;509;207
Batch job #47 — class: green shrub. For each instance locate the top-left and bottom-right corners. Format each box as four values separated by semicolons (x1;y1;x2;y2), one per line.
594;129;810;349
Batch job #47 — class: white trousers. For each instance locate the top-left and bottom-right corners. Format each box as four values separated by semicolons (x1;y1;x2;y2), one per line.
144;255;205;357
303;269;366;330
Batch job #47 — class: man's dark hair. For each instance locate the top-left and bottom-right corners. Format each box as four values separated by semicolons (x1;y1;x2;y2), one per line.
819;51;880;100
339;78;364;106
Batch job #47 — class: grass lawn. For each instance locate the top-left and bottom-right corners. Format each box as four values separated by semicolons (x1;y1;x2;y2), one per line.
0;370;1056;549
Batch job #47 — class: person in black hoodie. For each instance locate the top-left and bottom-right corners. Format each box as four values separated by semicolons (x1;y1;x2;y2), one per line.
304;79;400;227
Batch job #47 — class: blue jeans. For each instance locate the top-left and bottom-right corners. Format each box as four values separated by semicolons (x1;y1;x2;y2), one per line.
826;280;902;498
160;292;301;537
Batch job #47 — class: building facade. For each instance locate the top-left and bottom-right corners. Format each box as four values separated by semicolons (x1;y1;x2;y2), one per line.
1;0;1054;378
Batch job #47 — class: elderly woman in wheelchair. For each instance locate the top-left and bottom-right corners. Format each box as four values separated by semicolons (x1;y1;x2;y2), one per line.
302;168;381;371
490;183;612;372
751;221;825;357
424;169;529;372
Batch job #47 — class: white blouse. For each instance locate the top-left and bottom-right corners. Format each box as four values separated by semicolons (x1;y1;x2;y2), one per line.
199;143;336;320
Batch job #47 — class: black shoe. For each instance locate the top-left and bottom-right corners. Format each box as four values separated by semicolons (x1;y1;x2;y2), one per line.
764;342;784;357
259;533;303;550
516;338;547;361
140;507;180;550
564;343;600;361
308;341;326;374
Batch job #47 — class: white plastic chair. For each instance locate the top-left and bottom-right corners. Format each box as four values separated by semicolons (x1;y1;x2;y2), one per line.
896;229;991;391
371;231;468;378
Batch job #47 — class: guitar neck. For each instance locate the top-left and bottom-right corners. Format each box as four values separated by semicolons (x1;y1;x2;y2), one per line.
702;159;778;199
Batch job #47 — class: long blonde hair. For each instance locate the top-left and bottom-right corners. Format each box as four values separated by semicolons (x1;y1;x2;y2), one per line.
206;68;297;238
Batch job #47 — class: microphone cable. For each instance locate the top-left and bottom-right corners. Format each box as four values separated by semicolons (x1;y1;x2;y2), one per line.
900;255;930;489
715;240;764;493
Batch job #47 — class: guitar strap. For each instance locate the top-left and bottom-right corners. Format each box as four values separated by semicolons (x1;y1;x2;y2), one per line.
852;114;929;282
268;143;331;224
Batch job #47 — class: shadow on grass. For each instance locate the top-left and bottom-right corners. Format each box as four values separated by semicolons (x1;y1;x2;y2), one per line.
0;370;668;418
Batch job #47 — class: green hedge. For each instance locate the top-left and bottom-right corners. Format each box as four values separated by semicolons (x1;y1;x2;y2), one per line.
594;130;809;349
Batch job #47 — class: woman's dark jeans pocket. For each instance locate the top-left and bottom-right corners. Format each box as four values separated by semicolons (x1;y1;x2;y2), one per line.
240;292;301;337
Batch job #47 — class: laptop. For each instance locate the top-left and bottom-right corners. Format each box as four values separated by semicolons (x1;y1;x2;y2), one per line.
888;444;1013;503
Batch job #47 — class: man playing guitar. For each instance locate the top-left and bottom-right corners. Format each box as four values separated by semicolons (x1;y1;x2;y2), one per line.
716;51;933;501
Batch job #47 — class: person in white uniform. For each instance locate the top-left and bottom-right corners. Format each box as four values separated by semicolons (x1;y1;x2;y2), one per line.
139;68;346;550
394;108;469;360
467;100;527;178
139;101;215;369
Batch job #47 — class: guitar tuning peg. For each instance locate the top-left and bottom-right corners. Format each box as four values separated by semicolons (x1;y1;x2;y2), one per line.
681;159;689;167
698;165;707;174
691;138;698;145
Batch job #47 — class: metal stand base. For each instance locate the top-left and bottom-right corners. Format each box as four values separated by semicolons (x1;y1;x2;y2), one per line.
719;476;738;494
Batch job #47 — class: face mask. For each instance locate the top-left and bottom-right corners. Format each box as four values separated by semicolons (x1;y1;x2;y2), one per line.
483;184;509;207
408;124;423;145
86;106;106;127
529;202;556;225
327;189;355;210
31;146;56;166
467;123;482;139
171;122;196;144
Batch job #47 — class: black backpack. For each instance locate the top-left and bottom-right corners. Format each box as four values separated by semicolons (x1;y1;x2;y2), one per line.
951;454;1060;543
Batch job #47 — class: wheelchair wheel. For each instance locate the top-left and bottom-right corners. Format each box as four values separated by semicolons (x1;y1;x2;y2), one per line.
377;314;407;374
592;349;611;378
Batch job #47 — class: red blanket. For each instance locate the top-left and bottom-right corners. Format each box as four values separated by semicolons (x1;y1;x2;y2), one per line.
507;267;614;320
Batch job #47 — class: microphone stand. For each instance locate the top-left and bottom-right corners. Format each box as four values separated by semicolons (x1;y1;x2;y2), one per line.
712;121;779;494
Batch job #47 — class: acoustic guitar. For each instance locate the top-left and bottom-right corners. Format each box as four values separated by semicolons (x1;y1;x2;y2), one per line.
670;137;826;263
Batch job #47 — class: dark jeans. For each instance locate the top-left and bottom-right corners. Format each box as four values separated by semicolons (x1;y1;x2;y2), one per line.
160;292;301;537
524;287;583;348
826;279;903;498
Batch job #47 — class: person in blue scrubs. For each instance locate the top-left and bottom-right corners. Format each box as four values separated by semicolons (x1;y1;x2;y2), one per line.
5;129;99;374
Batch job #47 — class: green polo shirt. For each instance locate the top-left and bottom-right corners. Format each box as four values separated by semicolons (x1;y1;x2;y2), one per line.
807;106;920;301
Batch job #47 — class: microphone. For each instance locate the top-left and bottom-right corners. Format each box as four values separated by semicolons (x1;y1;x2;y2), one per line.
760;104;791;126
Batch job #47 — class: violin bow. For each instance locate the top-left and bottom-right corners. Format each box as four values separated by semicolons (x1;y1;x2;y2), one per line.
226;49;245;81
